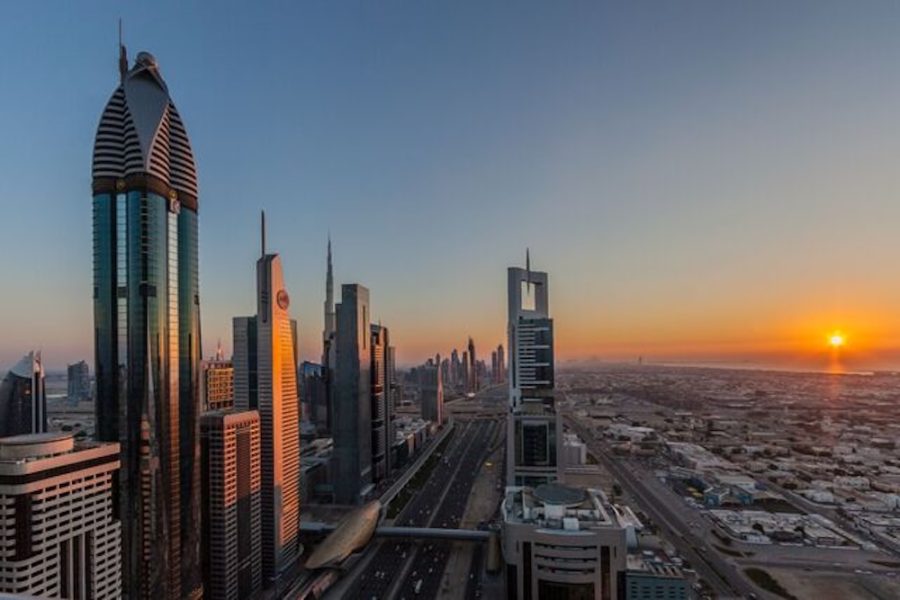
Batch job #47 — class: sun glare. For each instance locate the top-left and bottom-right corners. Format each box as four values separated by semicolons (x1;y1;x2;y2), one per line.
829;333;845;348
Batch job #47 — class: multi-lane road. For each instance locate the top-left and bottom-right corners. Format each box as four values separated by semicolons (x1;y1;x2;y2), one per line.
342;418;500;599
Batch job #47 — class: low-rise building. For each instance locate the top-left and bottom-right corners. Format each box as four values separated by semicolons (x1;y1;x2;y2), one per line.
502;484;627;599
621;551;690;600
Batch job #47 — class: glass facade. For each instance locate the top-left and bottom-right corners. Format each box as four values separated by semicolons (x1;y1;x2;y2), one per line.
93;189;201;598
0;359;46;437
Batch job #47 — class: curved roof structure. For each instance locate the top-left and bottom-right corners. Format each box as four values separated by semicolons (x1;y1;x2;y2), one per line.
533;483;586;507
92;51;198;206
8;351;41;379
305;500;381;570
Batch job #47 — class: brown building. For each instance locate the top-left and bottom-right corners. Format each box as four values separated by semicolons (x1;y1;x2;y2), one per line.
200;410;262;600
201;360;235;411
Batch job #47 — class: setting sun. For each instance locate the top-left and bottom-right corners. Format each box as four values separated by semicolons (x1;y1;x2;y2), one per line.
829;332;846;348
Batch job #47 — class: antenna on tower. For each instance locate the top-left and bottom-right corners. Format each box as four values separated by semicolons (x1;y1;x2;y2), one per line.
118;18;128;83
526;248;531;278
260;210;267;258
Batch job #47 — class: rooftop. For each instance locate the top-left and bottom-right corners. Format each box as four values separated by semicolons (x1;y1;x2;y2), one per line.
503;485;623;531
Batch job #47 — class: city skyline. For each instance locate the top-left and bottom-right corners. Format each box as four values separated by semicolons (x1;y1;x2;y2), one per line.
4;3;900;372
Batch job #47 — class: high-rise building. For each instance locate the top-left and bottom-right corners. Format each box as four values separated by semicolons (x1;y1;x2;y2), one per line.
92;47;202;599
420;362;443;425
232;214;301;585
0;351;46;437
67;359;91;405
506;253;559;487
461;351;469;394
450;349;460;390
200;410;262;600
491;350;499;383
440;357;450;390
467;337;478;393
497;344;506;383
332;284;373;504
201;359;235;411
322;236;336;365
370;323;392;482
385;345;398;410
0;433;122;598
502;485;627;600
301;361;329;432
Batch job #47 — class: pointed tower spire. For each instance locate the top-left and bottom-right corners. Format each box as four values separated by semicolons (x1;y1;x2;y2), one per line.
526;247;531;279
323;234;336;345
260;210;266;258
118;19;128;83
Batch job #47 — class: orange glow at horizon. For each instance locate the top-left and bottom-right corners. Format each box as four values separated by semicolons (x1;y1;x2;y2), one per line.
829;332;846;348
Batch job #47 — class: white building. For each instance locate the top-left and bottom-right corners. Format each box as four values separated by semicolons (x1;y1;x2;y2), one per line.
562;432;587;467
0;433;121;598
502;484;627;599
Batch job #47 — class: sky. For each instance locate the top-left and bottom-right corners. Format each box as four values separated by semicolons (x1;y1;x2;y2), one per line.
2;1;900;371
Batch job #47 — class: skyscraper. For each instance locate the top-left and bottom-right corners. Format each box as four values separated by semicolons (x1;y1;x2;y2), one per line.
491;350;499;384
506;253;559;487
461;350;469;394
0;351;46;437
385;345;398;410
333;284;373;504
300;361;329;432
0;433;122;598
450;348;460;390
419;362;443;425
200;410;262;600
67;359;92;405
497;344;506;383
370;323;392;482
232;214;301;585
91;47;201;599
323;236;336;364
467;337;478;393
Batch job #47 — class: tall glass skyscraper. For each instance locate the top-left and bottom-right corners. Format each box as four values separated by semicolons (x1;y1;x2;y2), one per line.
91;47;202;599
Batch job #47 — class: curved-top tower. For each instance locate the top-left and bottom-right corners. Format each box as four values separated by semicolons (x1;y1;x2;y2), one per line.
92;47;202;600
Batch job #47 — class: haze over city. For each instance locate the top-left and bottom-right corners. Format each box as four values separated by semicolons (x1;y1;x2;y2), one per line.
3;2;900;371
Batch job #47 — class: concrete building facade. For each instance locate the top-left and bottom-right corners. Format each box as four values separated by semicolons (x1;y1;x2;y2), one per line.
0;433;122;599
200;410;262;600
201;359;235;411
502;484;627;600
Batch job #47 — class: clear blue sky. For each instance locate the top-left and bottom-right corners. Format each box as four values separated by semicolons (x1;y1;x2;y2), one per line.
2;1;900;370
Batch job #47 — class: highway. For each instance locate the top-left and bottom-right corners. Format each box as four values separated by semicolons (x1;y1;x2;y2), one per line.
342;419;499;599
394;420;499;599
